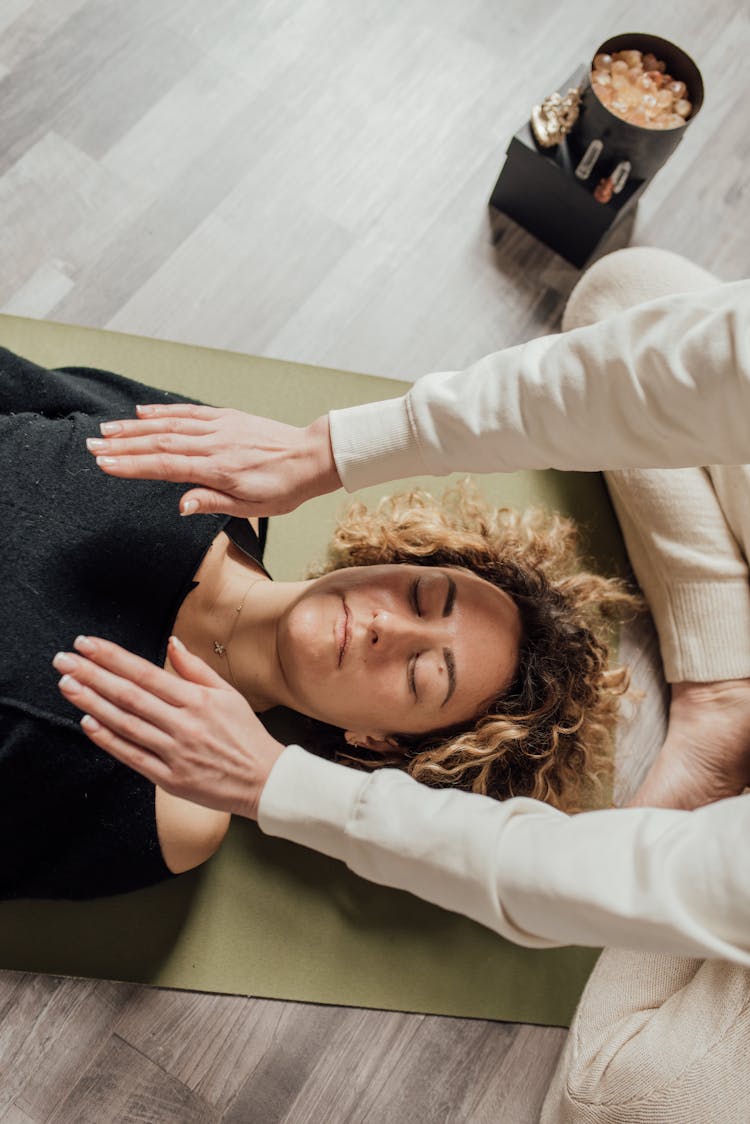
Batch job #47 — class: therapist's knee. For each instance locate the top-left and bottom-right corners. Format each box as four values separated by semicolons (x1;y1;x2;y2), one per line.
541;953;750;1124
561;246;720;333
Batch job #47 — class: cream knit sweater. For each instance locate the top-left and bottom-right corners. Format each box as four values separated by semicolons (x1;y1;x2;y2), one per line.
259;279;750;966
540;252;750;1124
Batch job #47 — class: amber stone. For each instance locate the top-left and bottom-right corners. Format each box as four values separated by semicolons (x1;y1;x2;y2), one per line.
589;47;691;130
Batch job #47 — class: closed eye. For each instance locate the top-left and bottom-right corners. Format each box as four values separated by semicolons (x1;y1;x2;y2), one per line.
409;578;422;617
407;653;419;699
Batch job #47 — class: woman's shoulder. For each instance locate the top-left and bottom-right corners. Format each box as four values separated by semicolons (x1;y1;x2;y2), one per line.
155;787;231;874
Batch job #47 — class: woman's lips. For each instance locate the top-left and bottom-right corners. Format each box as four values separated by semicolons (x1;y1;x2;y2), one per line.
337;600;350;667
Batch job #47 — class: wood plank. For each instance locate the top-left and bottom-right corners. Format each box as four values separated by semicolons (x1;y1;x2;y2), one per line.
261;1007;423;1124
0;0;85;68
0;131;133;307
467;1024;568;1124
113;990;292;1111
0;1;175;177
219;1002;363;1123
54;17;201;161
314;1013;518;1124
0;973;65;1115
0;974;135;1122
48;1034;219;1124
0;1102;38;1124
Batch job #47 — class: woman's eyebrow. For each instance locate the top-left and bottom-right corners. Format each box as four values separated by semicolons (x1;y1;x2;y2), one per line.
442;575;457;617
440;647;456;707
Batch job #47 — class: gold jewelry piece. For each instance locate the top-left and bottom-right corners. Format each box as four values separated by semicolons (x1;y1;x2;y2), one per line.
531;86;582;148
212;577;262;691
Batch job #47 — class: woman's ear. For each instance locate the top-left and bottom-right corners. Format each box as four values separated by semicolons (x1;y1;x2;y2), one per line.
344;730;399;754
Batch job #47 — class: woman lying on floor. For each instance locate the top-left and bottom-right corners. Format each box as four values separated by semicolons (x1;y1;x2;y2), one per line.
52;247;750;1122
0;346;636;901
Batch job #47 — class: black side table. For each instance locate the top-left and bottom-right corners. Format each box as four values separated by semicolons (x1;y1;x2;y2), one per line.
489;65;647;268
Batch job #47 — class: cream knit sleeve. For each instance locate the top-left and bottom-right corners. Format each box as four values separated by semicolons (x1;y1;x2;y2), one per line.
328;281;750;490
258;746;750;966
604;466;750;681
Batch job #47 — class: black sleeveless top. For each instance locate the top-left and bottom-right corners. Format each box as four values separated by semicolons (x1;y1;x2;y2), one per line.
0;346;269;900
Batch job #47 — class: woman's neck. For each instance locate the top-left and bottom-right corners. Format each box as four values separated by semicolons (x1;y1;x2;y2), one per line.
223;572;309;712
180;534;307;713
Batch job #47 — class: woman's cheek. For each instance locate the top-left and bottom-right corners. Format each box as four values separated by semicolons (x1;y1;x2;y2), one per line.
361;667;402;714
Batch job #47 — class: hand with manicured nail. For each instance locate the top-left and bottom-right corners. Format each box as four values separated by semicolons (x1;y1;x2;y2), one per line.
86;404;342;518
54;635;285;819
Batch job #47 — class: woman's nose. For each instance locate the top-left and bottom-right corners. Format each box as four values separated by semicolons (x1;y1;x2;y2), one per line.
367;611;440;652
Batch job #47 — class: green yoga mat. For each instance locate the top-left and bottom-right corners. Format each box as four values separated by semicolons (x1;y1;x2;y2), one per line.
0;314;629;1027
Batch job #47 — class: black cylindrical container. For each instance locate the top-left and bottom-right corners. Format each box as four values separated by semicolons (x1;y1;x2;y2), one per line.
569;33;704;182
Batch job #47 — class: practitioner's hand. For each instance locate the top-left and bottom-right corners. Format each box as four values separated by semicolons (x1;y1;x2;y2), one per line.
52;634;285;819
629;679;750;810
87;405;342;517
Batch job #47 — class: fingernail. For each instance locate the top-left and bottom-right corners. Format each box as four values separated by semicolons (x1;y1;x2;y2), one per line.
86;438;107;452
74;635;95;654
180;499;198;516
100;422;122;435
81;714;100;731
169;634;185;651
59;675;80;691
96;456;117;467
52;651;77;672
136;405;154;416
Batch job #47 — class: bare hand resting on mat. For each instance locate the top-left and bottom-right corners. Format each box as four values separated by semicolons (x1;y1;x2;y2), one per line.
55;634;284;819
88;403;342;517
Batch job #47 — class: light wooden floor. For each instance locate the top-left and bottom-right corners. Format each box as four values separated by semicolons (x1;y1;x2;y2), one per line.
1;1;748;1121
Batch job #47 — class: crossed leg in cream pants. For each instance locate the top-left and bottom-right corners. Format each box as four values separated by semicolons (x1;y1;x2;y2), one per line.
540;248;750;1124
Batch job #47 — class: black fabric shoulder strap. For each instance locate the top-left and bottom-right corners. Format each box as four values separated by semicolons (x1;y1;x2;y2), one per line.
224;516;271;576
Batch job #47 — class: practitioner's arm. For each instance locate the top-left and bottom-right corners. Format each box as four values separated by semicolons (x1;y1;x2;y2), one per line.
90;281;750;514
259;745;750;967
331;280;750;489
57;635;750;966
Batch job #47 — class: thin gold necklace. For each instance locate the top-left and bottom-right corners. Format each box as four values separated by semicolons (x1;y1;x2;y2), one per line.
212;576;264;691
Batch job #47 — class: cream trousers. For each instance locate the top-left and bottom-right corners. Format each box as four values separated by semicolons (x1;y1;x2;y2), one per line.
540;247;750;1124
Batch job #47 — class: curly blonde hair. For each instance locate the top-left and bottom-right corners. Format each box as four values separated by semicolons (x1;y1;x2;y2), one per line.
301;481;642;813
